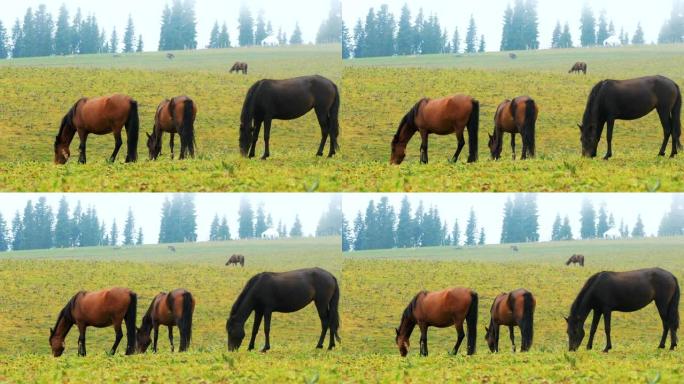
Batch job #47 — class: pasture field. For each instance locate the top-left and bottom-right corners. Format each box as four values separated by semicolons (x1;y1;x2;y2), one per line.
340;236;684;382
341;44;684;191
0;237;342;383
0;44;342;192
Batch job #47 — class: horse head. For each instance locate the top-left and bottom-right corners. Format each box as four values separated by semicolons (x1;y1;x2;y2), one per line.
565;315;585;351
578;123;598;158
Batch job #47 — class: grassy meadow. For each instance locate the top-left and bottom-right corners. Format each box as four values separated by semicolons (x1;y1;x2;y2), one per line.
340;44;684;191
0;44;342;192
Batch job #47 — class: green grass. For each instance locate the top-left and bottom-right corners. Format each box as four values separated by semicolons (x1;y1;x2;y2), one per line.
340;44;684;191
0;45;342;192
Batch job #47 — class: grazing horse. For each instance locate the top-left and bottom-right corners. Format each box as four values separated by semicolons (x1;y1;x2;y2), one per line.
226;268;340;352
49;287;137;357
395;287;478;357
167;246;176;252
488;96;538;160
569;62;587;74
566;254;585;267
230;62;248;74
166;53;175;60
137;289;195;353
566;268;679;352
510;245;519;252
485;289;536;352
54;94;139;164
239;75;340;159
390;95;479;165
579;75;682;159
147;96;197;160
225;254;245;267
509;53;518;60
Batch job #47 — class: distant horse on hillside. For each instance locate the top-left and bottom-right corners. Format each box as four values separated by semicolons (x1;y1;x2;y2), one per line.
566;254;585;266
569;62;587;74
226;254;245;267
230;62;248;74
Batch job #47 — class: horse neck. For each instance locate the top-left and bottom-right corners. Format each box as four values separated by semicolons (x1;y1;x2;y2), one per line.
231;288;255;324
59;124;77;147
570;284;594;322
398;314;416;340
54;313;74;340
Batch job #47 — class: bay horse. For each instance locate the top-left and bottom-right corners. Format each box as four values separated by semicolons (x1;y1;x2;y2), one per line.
225;254;245;267
579;75;682;159
147;96;197;160
54;94;139;164
566;254;585;266
566;268;679;352
239;75;340;159
390;95;479;165
226;267;340;352
395;287;478;357
137;289;195;353
485;289;536;352
49;287;137;357
230;62;248;74
488;96;538;160
569;62;587;74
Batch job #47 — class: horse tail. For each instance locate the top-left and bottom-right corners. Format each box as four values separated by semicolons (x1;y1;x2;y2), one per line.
181;98;196;158
125;99;140;162
520;291;534;351
329;276;341;343
467;99;480;163
175;291;194;352
668;276;680;334
329;82;341;152
466;290;478;355
239;81;262;154
672;83;682;150
124;291;137;355
524;98;537;157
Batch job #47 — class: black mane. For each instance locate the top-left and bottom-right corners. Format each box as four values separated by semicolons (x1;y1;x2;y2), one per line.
393;98;427;146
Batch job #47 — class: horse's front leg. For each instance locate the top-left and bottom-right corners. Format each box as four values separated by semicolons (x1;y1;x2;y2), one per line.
452;322;465;355
261;119;272;160
452;132;465;163
248;310;263;351
78;324;87;356
419;323;428;356
110;131;123;163
420;131;429;164
152;323;159;353
604;120;614;160
78;131;88;164
249;120;263;159
587;310;601;350
110;322;123;355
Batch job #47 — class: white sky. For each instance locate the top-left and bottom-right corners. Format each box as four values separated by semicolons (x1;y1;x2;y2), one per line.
342;193;674;243
0;0;331;51
343;0;673;50
0;193;339;243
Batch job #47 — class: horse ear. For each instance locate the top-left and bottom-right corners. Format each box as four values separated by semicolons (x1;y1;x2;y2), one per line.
577;124;582;131
49;327;54;334
146;132;151;139
484;326;489;332
563;316;569;323
395;328;399;335
488;133;493;139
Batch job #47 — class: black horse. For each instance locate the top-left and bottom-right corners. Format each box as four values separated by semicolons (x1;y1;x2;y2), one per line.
579;75;682;159
566;268;679;352
239;75;340;159
226;267;341;352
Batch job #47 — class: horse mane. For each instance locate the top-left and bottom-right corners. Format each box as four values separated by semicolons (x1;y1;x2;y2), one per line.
570;272;603;315
393;98;427;145
582;81;606;125
239;81;264;150
229;273;263;321
52;291;83;334
55;98;85;147
401;291;425;322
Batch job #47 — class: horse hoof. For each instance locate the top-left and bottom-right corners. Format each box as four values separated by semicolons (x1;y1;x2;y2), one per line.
316;345;323;349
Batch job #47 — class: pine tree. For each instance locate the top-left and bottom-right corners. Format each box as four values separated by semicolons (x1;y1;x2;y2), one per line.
218;217;231;241
559;216;573;240
55;5;71;55
290;23;303;45
316;0;342;44
396;196;413;248
181;194;197;242
352;19;366;58
465;208;477;246
478;228;486;245
559;22;573;48
110;219;118;246
255;205;267;238
580;199;596;239
124;15;135;53
341;217;351;252
580;5;596;47
596;11;609;45
136;227;144;245
136;35;144;52
0;214;8;252
219;23;231;48
159;4;171;50
465;15;477;53
551;214;562;241
396;4;413;55
238;5;254;46
341;21;351;59
123;208;135;245
54;197;71;248
632;215;645;237
352;212;366;250
551;21;562;48
11;212;23;251
632;22;645;45
452;219;460;246
290;215;303;237
452;27;460;53
501;4;513;51
478;34;486;52
254;10;267;45
596;206;609;238
110;27;119;53
238;198;254;239
210;214;220;241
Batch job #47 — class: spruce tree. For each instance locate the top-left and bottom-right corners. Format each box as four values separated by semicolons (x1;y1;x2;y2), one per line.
137;228;144;245
559;22;573;48
124;15;135;53
465;208;477;246
219;217;231;241
559;216;573;240
478;34;486;52
522;0;539;49
290;215;303;237
596;11;609;45
452;27;460;53
159;4;171;50
11;19;23;58
158;197;170;243
210;214;220;241
110;27;119;53
71;8;82;54
452;219;460;246
580;199;596;239
316;0;342;44
0;214;8;252
551;214;562;241
465;15;477;53
136;35;144;52
396;197;413;248
238;5;254;46
110;219;118;246
181;194;197;242
580;5;596;47
290;23;303;45
54;197;71;248
632;215;645;237
352;212;366;250
209;21;220;48
238;198;254;239
341;217;351;252
352;19;366;58
219;23;231;48
596;206;609;238
254;11;267;45
396;4;413;55
123;208;135;245
55;5;71;55
255;205;267;238
11;212;23;251
478;228;486;245
633;23;645;44
551;21;562;48
342;21;351;59
501;4;513;51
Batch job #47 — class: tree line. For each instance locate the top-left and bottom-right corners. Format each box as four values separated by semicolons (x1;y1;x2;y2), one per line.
0;197;143;252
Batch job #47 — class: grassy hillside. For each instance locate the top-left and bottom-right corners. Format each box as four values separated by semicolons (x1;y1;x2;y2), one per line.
0;44;342;192
339;44;684;191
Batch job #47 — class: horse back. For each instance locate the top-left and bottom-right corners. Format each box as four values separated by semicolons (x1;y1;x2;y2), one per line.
419;95;473;133
494;99;515;132
416;287;472;326
77;94;133;132
75;287;133;326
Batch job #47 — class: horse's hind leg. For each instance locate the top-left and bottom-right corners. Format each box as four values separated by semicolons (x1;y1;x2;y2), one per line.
249;119;263;158
169;133;175;160
656;297;671;349
315;108;329;157
604;120;614;160
168;325;174;352
511;133;516;160
657;108;676;157
452;131;465;163
602;311;612;352
509;325;516;352
261;119;272;160
314;299;330;349
110;322;124;355
452;322;465;355
110;131;123;163
261;311;272;352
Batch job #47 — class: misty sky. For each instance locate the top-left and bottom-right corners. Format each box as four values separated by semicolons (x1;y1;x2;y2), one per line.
343;193;675;243
343;0;674;50
1;0;331;51
0;193;339;244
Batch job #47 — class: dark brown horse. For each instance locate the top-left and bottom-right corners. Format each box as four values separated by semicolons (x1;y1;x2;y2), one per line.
485;289;536;352
147;96;197;160
49;287;137;357
226;268;340;352
566;254;585;266
239;75;340;159
54;94;139;164
230;61;248;74
137;289;195;353
390;95;479;165
566;268;679;352
569;62;587;74
395;287;478;357
488;96;538;160
579;75;682;159
226;254;245;267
